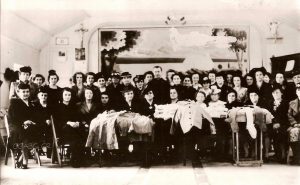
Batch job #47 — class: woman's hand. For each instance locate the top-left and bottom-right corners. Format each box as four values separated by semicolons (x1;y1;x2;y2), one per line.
273;123;280;129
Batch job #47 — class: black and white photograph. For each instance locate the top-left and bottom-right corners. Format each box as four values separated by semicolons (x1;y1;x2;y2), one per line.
0;0;300;185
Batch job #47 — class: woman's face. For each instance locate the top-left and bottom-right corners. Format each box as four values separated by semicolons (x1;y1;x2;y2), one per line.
210;94;219;102
170;89;178;100
76;74;83;84
249;93;259;104
145;91;154;101
63;91;72;102
136;81;144;90
203;82;210;89
144;74;153;84
49;75;58;85
86;75;94;85
255;71;264;82
97;78;106;87
246;76;253;86
233;77;241;87
264;75;270;83
122;76;131;86
172;75;181;85
101;94;109;104
85;89;93;100
38;92;48;102
183;77;192;87
124;91;134;102
192;74;199;84
275;73;284;84
272;89;282;100
19;72;30;82
34;77;43;87
196;92;205;103
227;92;236;103
18;88;30;100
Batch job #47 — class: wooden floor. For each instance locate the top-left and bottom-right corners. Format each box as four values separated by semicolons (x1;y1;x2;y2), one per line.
1;157;300;185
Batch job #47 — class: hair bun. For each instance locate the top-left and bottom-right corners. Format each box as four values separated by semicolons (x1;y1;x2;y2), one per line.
48;70;56;75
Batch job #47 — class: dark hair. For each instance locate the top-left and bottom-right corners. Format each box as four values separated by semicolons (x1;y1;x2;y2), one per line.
62;87;72;95
101;91;109;97
86;72;95;78
48;70;59;82
144;71;154;79
232;75;246;87
273;72;287;86
216;72;224;78
183;75;192;82
18;83;30;90
227;90;238;99
191;73;200;79
72;72;86;84
171;73;182;81
153;66;162;71
33;74;45;83
208;70;216;76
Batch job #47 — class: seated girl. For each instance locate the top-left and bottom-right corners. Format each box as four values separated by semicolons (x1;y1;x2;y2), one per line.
53;88;85;167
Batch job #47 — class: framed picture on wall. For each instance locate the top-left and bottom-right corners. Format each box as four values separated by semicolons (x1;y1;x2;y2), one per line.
75;48;86;61
98;25;249;76
58;50;67;62
56;37;69;45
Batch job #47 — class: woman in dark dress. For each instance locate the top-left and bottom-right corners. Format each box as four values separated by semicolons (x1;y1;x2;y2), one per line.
34;87;52;158
76;87;100;140
53;88;85;167
8;83;39;169
44;70;62;113
71;72;86;104
270;85;289;163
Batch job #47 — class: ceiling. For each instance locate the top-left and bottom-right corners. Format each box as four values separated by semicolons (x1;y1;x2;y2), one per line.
1;0;299;51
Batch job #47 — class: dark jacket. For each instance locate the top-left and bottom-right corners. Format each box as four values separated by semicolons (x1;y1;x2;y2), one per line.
119;99;142;113
250;82;273;102
71;85;85;104
148;78;170;104
8;98;38;143
214;84;234;102
76;101;100;126
269;100;289;130
139;99;156;117
44;85;62;112
225;101;243;109
33;102;52;141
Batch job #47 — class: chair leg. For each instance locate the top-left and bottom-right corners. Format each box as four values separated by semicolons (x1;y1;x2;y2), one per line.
34;148;42;166
4;144;9;165
10;149;15;168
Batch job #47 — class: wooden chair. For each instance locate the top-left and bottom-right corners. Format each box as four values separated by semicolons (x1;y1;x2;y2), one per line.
4;115;16;168
50;115;73;167
4;115;41;167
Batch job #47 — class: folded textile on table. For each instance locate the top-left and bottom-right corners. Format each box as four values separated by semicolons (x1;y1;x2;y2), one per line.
85;111;125;149
227;107;274;139
116;112;155;136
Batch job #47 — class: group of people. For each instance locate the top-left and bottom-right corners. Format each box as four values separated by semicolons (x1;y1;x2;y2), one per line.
6;65;300;168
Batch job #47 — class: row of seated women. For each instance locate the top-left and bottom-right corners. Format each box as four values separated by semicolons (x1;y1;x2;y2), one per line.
7;66;300;168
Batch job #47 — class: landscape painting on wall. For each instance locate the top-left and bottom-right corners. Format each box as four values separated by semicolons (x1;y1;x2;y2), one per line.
98;25;249;76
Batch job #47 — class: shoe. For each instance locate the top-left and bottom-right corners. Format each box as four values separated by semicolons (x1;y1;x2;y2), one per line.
20;164;28;169
15;161;22;168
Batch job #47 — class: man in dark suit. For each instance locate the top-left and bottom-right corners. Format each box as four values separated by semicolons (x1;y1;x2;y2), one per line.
148;66;170;104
